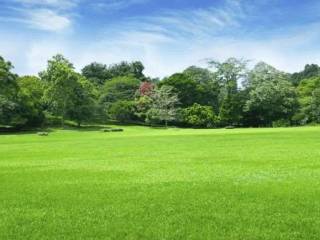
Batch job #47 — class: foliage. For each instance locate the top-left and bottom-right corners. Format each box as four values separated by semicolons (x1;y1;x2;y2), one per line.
17;76;45;126
134;95;152;121
108;100;136;123
182;103;217;128
81;62;110;86
138;81;154;96
245;75;298;126
100;76;140;104
208;58;248;126
40;55;80;127
82;61;146;86
296;76;320;123
66;75;97;127
3;54;320;129
290;64;320;86
146;85;179;126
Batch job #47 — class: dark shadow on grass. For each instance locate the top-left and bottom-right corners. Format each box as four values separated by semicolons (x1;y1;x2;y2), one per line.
0;127;54;135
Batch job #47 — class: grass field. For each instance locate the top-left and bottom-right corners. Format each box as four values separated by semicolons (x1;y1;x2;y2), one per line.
1;126;320;239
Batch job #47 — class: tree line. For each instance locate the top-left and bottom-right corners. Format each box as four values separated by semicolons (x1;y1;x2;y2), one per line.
1;54;320;130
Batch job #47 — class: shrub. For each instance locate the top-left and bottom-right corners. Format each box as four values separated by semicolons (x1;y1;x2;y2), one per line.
37;132;49;136
101;128;124;132
108;100;136;123
272;119;291;128
182;103;217;128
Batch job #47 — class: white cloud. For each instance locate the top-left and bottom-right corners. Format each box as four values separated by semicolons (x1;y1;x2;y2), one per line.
2;0;320;78
26;9;71;32
13;0;78;9
91;0;148;11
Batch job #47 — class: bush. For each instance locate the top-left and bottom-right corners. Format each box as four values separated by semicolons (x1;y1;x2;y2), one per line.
101;128;124;132
37;132;49;136
272;119;291;128
108;101;136;123
182;103;217;128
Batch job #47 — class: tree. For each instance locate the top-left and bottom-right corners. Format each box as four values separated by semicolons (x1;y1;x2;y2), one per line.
311;88;320;123
17;76;45;127
0;56;27;127
100;76;140;104
40;54;81;127
109;100;136;123
208;58;248;126
245;62;289;89
296;76;320;124
291;64;320;86
134;95;153;121
107;61;145;81
81;62;110;86
67;75;97;127
182;103;217;128
139;81;154;96
244;75;297;126
159;73;202;107
147;86;179;127
183;66;220;109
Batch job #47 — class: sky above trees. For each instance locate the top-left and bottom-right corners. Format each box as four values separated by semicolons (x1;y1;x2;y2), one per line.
1;0;320;77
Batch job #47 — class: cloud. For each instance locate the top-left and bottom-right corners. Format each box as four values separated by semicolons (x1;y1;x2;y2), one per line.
26;9;71;31
91;0;149;11
2;0;320;78
12;0;78;9
0;0;76;32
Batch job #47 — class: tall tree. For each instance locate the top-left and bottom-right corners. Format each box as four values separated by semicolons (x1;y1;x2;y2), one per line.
67;75;97;127
17;76;45;126
147;86;179;127
183;66;220;110
291;64;320;86
208;58;248;125
100;76;140;104
81;62;110;86
296;76;320;124
0;56;22;127
244;63;298;126
40;54;80;127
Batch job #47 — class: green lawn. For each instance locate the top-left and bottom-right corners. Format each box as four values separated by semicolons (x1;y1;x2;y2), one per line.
1;126;320;239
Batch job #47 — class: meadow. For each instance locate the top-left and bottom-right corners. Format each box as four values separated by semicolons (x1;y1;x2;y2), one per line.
1;126;320;239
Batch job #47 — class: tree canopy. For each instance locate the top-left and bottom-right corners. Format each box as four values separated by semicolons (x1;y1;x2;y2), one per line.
1;54;320;129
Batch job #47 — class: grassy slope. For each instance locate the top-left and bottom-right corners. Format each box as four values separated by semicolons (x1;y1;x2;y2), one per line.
1;126;320;240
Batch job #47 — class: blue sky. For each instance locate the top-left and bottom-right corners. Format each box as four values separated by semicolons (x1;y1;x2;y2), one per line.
1;0;320;77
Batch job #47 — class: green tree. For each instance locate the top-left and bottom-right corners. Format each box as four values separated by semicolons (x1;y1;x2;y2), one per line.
81;62;110;86
17;76;45;126
135;95;152;122
291;64;320;86
183;66;220;109
100;76;140;104
109;100;136;123
40;54;81;128
107;61;145;81
296;76;320;124
159;73;202;107
183;103;217;128
0;56;26;127
147;86;179;127
245;75;297;126
208;58;248;126
310;88;320;123
67;75;97;127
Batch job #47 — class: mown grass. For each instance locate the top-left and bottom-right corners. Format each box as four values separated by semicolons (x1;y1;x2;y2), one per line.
1;126;320;239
